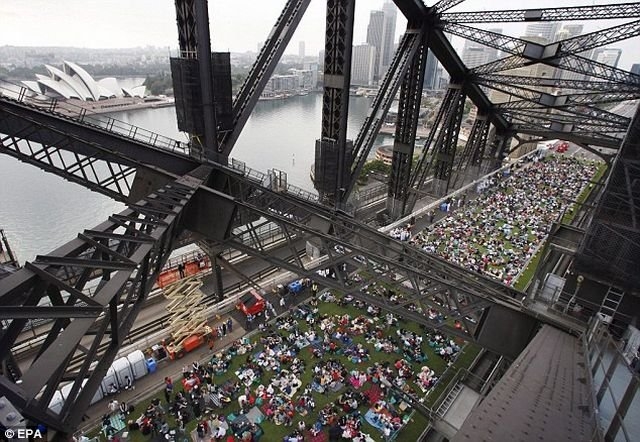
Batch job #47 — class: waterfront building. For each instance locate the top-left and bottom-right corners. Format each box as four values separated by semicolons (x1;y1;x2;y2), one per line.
366;10;385;80
21;61;145;101
380;1;398;76
351;44;377;86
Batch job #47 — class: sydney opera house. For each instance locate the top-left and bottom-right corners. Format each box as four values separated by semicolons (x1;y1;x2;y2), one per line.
21;61;146;101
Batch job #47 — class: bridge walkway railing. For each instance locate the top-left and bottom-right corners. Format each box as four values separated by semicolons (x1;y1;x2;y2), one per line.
0;81;320;205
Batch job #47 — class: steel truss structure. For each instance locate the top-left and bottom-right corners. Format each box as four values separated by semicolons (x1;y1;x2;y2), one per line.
314;0;355;203
406;84;467;209
387;30;429;218
1;0;640;434
0;165;211;433
576;108;640;290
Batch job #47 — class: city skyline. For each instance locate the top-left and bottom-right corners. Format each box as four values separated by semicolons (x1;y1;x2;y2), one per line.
2;0;638;70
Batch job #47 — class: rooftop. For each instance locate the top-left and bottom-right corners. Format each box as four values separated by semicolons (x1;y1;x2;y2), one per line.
454;325;596;442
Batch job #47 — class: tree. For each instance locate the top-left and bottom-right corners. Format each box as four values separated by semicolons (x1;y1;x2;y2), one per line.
143;73;173;96
358;159;391;184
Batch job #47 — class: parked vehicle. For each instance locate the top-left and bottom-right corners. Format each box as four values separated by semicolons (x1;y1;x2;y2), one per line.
236;289;266;317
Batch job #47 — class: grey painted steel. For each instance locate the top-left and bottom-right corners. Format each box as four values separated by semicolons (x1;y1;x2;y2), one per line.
408;84;466;202
453;325;597;442
219;0;311;156
0;166;210;433
194;0;219;159
0;97;197;200
387;30;429;218
576;105;640;291
443;3;640;23
172;0;219;159
432;84;466;195
347;28;424;200
391;0;427;19
476;73;640;92
449;114;490;189
3;1;640;435
315;0;355;203
320;0;355;144
174;0;198;58
432;0;465;13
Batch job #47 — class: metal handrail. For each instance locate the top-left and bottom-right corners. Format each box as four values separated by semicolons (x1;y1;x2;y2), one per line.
0;80;323;205
0;80;189;156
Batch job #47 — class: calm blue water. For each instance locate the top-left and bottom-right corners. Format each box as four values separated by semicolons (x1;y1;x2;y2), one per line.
0;93;393;262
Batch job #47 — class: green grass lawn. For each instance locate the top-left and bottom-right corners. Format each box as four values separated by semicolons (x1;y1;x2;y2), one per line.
513;247;543;292
561;162;608;224
90;299;466;442
517;161;607;291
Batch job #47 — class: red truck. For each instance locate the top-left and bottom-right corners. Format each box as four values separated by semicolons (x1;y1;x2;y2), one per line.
236;289;266;317
555;142;569;153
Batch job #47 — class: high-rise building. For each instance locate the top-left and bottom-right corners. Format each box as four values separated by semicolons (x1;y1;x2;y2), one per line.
559;24;584;41
588;48;622;82
592;48;622;68
423;51;439;90
485;28;503;63
318;50;325;71
525;22;561;43
298;41;305;61
556;24;585;81
380;1;398;76
490;35;555;104
462;40;490;69
460;29;502;69
351;44;377;86
366;10;385;80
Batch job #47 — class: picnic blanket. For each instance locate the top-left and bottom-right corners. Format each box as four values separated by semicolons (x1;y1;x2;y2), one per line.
364;409;385;431
364;383;382;404
245;406;265;424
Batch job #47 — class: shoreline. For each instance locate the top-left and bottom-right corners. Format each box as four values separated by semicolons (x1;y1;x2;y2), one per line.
63;97;175;115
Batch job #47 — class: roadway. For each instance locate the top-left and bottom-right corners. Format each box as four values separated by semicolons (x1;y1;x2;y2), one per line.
13;236;307;372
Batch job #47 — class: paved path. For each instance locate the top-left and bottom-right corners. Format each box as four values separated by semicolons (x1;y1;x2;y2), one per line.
76;283;314;436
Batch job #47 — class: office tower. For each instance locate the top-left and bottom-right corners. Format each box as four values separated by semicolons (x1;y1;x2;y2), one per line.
556;24;585;81
380;1;398;75
460;29;502;69
423;50;438;90
490;35;554;104
525;21;561;43
299;41;305;61
318;50;325;71
366;10;385;80
559;24;584;40
351;44;377;86
485;28;503;63
592;48;622;68
462;40;490;69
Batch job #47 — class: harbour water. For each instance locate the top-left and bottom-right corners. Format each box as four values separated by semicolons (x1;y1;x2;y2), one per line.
0;92;393;262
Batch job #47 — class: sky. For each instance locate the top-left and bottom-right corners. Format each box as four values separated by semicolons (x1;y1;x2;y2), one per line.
1;0;639;69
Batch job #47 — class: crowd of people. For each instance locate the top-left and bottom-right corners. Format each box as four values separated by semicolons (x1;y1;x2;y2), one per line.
393;155;600;286
100;280;467;441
